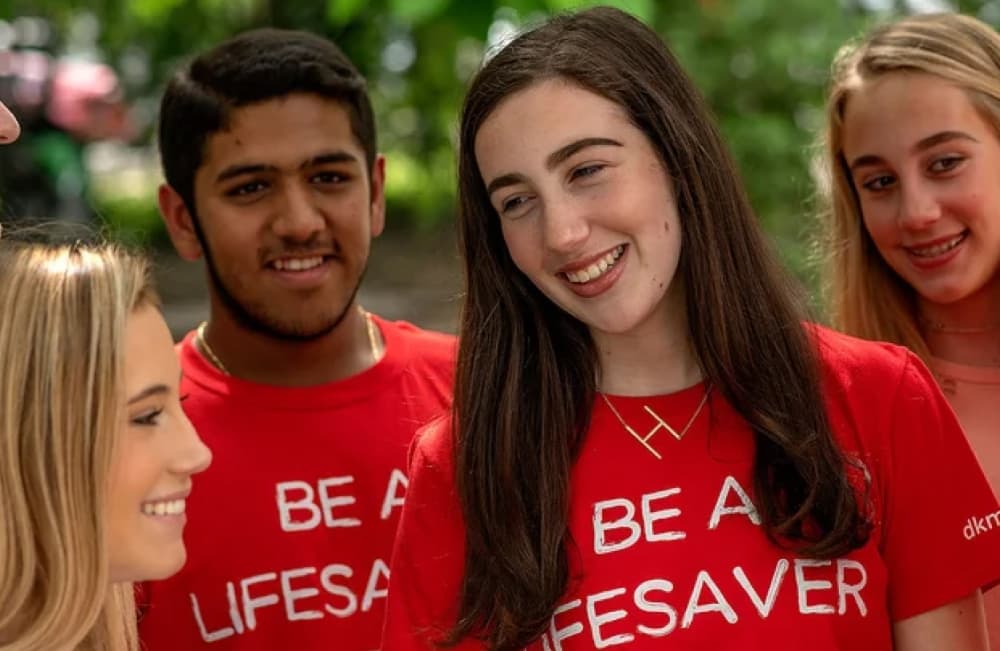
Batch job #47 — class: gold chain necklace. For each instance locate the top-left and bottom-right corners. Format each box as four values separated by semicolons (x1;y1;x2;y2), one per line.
196;321;230;374
600;384;712;460
195;306;381;376
919;314;1000;335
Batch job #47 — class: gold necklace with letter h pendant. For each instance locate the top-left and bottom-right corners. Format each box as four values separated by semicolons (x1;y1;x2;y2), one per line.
600;384;712;460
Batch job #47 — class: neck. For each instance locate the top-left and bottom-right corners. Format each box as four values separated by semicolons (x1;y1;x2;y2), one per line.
593;308;701;396
919;279;1000;368
199;298;382;386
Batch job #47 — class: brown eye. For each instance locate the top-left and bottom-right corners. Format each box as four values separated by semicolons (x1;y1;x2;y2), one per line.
861;174;895;192
311;171;347;184
929;156;964;173
570;164;605;181
226;181;267;197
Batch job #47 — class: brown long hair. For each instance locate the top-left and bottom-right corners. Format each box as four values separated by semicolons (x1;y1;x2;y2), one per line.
820;12;1000;363
451;7;869;649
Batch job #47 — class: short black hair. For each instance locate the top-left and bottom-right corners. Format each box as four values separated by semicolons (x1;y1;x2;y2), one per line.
158;28;376;214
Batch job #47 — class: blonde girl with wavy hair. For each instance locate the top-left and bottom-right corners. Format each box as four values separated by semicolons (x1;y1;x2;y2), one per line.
0;238;211;650
821;12;1000;647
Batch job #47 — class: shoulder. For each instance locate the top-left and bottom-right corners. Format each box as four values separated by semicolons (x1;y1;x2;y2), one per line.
378;316;457;366
409;414;456;472
807;323;950;459
808;323;923;397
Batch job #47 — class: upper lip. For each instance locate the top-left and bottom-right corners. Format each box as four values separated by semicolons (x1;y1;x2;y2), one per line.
143;489;191;504
555;244;624;275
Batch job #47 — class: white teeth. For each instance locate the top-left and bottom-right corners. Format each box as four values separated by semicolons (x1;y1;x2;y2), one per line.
909;234;965;258
273;256;324;271
142;499;186;516
564;245;625;284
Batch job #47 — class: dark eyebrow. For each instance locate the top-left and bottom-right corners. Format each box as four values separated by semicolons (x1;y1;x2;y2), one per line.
486;172;527;197
546;137;623;170
215;150;360;184
127;384;170;405
485;137;624;196
216;163;273;184
849;130;979;171
305;151;360;168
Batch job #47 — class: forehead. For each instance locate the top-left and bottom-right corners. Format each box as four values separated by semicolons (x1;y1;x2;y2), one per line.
842;72;986;154
200;93;364;171
474;79;632;172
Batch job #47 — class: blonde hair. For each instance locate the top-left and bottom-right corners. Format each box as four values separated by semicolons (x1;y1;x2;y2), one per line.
820;12;1000;362
0;238;158;650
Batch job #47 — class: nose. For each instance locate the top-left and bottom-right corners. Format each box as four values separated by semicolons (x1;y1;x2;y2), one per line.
171;412;212;478
897;181;941;230
272;181;325;241
0;100;20;143
542;196;590;255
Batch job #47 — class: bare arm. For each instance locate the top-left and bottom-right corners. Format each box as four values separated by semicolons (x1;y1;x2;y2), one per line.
892;591;988;651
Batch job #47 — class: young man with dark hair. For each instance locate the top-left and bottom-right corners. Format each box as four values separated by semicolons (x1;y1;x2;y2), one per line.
138;28;455;650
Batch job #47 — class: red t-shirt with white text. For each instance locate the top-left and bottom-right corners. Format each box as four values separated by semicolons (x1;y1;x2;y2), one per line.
382;327;1000;650
138;316;455;651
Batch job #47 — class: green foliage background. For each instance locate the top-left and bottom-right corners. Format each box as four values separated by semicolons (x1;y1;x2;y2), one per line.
3;0;998;284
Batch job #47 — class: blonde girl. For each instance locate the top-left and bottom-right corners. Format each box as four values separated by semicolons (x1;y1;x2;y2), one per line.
0;238;210;649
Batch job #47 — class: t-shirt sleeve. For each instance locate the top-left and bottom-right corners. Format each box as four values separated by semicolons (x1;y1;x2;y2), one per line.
879;352;1000;621
382;423;479;650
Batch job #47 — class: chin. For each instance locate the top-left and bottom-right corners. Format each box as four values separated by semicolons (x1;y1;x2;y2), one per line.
111;548;187;583
916;284;972;306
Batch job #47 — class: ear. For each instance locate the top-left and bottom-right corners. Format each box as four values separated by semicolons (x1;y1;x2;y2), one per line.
369;154;386;239
158;184;203;261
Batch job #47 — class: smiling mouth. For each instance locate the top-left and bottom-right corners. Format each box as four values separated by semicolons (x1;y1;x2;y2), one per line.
141;498;186;516
562;245;626;284
269;256;327;271
906;232;967;258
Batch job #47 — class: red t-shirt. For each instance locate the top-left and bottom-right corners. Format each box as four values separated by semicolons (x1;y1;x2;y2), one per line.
383;326;1000;650
138;316;455;650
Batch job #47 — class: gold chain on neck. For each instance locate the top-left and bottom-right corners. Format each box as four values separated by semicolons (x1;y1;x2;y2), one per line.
919;314;1000;335
196;321;230;375
195;306;381;376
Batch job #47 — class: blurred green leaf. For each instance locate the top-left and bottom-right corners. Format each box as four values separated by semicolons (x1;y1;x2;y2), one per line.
388;0;451;24
544;0;655;22
10;0;996;303
327;0;368;25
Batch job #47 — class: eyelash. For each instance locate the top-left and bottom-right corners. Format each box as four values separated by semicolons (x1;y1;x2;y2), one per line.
570;164;605;180
312;171;347;184
132;408;163;427
226;181;266;197
862;175;894;192
225;170;349;196
501;195;529;213
929;155;965;172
